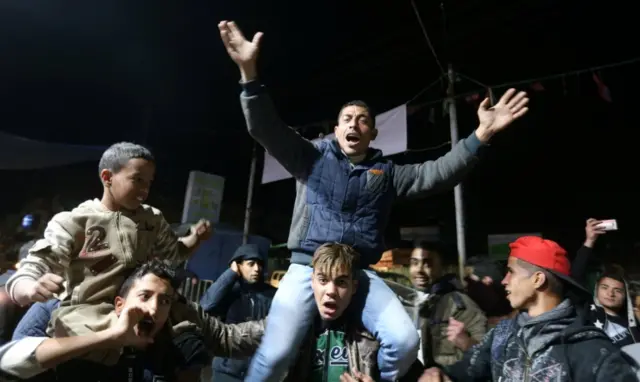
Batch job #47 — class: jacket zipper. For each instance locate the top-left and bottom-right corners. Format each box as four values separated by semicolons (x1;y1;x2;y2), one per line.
517;335;532;382
523;356;531;382
116;212;131;265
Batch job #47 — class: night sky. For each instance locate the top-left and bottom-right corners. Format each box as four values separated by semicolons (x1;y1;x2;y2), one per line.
0;0;637;264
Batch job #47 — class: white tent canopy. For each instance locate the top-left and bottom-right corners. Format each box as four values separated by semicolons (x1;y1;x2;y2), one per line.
0;131;106;170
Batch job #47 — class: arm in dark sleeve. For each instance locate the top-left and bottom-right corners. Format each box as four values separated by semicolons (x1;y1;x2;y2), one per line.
239;80;321;180
199;269;239;317
444;328;495;382
392;132;483;199
594;349;639;382
571;245;594;285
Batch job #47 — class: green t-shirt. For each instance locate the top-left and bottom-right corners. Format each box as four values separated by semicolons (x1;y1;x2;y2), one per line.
311;326;349;382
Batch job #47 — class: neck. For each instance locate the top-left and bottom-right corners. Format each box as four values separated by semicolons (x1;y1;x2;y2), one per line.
101;191;121;212
527;293;563;318
341;149;366;164
603;306;620;316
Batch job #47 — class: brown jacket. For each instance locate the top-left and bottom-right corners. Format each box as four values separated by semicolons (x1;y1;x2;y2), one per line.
226;318;380;381
7;199;190;305
416;291;487;366
6;199;194;364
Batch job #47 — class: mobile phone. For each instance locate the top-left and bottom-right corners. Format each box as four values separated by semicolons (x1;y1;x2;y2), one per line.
596;219;618;231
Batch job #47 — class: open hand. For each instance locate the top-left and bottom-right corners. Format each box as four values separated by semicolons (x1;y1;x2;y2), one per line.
446;317;472;351
112;305;154;349
219;20;263;80
476;88;529;142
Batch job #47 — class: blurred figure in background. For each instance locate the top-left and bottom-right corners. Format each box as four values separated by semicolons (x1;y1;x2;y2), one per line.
408;242;486;366
200;244;275;382
465;256;515;328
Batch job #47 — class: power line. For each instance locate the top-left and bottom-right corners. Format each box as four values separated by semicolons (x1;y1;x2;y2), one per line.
411;0;446;75
410;56;640;108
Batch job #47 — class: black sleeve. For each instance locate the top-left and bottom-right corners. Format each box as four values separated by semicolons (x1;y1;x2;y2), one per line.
571;245;594;286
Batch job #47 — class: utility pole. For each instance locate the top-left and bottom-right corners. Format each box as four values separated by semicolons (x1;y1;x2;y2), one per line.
242;142;258;244
447;64;467;281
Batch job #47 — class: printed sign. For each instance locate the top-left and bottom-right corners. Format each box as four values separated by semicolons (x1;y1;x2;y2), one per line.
181;171;225;224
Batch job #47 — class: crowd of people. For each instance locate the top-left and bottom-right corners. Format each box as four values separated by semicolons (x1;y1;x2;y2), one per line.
0;19;637;382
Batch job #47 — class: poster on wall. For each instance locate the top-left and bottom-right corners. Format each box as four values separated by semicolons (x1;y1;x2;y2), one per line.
488;233;541;260
181;171;225;224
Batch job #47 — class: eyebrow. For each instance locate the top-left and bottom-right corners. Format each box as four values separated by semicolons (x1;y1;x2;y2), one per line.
315;272;349;281
137;289;173;298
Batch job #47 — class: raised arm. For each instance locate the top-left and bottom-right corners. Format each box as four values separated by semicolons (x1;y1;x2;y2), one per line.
394;89;529;199
0;305;152;379
219;20;320;180
199;267;240;317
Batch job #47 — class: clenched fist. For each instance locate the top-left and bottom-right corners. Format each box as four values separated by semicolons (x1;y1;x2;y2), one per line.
13;273;64;306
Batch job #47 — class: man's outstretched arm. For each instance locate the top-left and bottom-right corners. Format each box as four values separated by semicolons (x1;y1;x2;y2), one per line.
219;20;320;180
394;89;529;199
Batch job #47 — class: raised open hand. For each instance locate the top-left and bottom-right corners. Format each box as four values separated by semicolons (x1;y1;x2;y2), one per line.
112;305;154;349
218;21;263;69
476;88;529;142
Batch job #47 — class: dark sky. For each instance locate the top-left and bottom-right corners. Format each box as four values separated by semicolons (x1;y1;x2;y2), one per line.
0;0;638;260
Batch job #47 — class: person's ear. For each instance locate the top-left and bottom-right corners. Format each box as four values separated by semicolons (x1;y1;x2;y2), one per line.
114;296;125;315
370;128;378;141
100;169;113;187
533;271;546;290
351;280;359;296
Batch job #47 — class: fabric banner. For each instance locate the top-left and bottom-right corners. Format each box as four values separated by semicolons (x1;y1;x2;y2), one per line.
0;131;106;170
261;104;408;184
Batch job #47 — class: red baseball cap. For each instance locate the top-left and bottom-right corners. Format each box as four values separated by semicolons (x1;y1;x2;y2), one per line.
509;236;588;294
509;236;570;276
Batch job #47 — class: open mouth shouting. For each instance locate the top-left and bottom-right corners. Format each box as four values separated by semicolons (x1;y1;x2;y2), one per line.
345;132;361;146
138;316;155;336
321;300;339;318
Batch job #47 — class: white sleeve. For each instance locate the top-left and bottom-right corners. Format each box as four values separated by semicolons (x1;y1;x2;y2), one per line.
0;337;48;378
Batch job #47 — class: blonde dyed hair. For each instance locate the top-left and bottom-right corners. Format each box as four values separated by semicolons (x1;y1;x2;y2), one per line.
311;243;360;279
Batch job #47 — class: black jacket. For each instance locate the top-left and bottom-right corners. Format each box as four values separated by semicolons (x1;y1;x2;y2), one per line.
573;245;640;347
444;299;639;381
200;268;275;379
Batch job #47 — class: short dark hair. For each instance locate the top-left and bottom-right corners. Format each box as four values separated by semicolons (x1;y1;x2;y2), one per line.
99;142;155;174
338;100;376;129
517;258;565;297
598;267;625;285
118;259;176;298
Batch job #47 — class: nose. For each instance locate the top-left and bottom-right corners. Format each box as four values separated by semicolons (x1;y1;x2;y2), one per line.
325;282;338;296
146;299;159;319
501;273;510;286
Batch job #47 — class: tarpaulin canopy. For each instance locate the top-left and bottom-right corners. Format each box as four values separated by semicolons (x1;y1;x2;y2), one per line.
0;131;106;170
